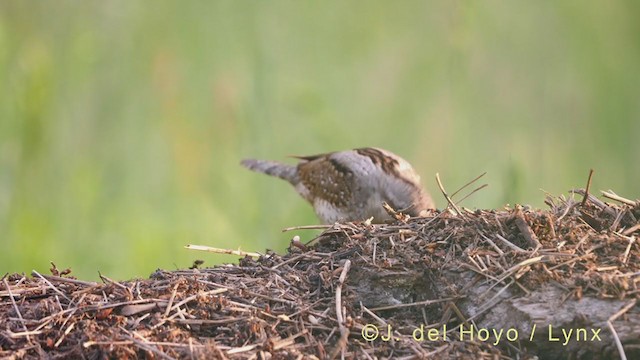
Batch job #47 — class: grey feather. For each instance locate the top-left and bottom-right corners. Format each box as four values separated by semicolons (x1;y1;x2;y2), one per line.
240;159;300;186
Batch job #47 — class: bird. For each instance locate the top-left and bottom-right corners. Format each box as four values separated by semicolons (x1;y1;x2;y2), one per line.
241;147;434;223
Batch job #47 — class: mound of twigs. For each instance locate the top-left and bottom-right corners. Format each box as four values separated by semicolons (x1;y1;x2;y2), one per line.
1;189;639;359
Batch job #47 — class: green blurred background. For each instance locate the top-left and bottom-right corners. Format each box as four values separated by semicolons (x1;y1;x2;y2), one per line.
1;1;638;280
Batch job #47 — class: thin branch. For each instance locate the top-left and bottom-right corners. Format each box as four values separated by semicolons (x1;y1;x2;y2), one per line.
3;278;29;341
580;169;594;207
601;190;637;206
451;172;487;198
606;321;627;360
369;297;462;311
282;224;333;232
435;173;464;218
455;184;489;206
494;234;526;253
330;260;351;360
31;270;70;301
185;245;262;258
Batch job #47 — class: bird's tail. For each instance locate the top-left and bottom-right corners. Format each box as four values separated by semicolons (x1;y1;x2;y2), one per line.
240;159;299;185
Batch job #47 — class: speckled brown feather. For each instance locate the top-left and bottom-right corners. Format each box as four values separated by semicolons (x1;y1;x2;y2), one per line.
296;156;354;207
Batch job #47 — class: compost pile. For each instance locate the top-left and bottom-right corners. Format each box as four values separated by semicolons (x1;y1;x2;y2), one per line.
1;190;639;359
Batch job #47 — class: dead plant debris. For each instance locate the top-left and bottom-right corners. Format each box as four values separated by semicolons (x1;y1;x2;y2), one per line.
1;190;639;359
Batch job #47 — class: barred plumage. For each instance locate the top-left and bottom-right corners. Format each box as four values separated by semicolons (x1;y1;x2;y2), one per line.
241;147;434;223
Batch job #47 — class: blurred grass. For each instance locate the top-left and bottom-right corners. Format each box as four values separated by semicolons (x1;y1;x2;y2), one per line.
1;1;638;280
